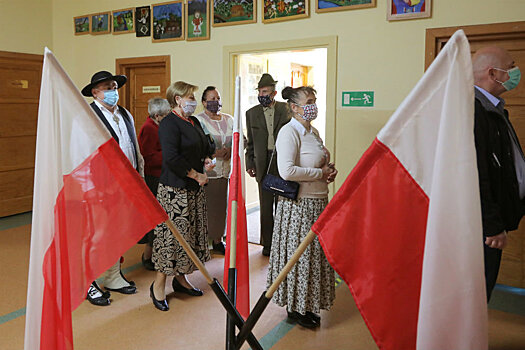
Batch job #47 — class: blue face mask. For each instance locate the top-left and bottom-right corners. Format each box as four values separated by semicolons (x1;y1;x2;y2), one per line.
494;66;521;91
102;89;119;106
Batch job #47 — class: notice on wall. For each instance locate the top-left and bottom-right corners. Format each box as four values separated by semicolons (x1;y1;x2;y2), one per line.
143;86;161;93
342;91;374;107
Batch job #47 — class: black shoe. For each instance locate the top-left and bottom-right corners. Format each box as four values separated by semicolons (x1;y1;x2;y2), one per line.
142;253;155;271
287;311;318;329
119;271;136;286
306;312;321;326
172;277;203;296
87;282;110;306
150;282;169;311
105;285;137;294
212;241;226;255
262;246;271;257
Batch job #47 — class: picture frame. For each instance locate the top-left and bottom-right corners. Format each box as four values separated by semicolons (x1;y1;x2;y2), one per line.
316;0;375;14
262;0;309;24
135;6;152;37
387;0;431;21
212;0;256;27
112;8;135;34
152;1;185;42
74;15;90;35
186;0;210;41
90;12;111;35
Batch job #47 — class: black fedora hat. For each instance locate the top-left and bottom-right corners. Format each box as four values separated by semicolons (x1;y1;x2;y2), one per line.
257;73;278;89
81;71;127;97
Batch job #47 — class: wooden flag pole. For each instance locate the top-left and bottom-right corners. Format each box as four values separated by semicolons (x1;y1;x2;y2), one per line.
163;219;262;350
226;200;238;350
235;230;317;350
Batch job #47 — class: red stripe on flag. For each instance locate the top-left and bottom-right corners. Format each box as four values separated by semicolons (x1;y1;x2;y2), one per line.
40;139;167;349
312;139;428;350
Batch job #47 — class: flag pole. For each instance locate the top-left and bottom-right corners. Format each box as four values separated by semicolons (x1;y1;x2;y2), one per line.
226;200;238;350
235;230;317;350
164;219;262;350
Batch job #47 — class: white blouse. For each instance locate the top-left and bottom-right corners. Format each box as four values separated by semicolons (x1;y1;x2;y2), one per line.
196;112;233;179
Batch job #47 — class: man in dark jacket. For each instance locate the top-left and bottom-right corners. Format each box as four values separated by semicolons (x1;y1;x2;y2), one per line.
473;46;523;301
245;74;290;256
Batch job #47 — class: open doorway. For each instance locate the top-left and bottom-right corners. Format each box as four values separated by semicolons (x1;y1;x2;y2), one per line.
236;48;328;243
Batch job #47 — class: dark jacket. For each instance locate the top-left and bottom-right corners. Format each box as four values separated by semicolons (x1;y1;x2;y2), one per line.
245;101;290;183
158;112;214;190
474;88;525;236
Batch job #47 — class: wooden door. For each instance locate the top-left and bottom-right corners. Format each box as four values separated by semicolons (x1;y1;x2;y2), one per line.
116;56;170;134
0;51;43;217
426;21;525;288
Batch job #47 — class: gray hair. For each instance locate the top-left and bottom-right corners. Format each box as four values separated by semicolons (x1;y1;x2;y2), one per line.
148;98;171;118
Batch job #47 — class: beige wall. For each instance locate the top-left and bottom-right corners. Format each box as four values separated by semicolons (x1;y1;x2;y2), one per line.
0;0;53;54
7;0;525;189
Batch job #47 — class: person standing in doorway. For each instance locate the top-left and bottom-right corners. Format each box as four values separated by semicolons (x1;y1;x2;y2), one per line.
245;73;290;256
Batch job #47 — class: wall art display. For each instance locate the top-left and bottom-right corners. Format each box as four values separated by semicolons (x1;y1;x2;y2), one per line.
152;1;185;42
112;8;135;34
212;0;256;27
74;15;90;35
135;6;151;37
387;0;431;21
91;12;111;34
316;0;375;14
186;0;210;40
262;0;309;23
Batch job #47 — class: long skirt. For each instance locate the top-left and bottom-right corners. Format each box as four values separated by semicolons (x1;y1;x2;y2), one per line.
204;178;228;241
266;197;335;315
152;183;211;275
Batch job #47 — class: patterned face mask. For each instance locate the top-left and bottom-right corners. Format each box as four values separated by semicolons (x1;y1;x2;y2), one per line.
206;100;222;114
258;94;273;107
297;103;318;121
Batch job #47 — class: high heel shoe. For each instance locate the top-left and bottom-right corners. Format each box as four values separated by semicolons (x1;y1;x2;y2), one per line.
150;282;169;311
172;277;203;296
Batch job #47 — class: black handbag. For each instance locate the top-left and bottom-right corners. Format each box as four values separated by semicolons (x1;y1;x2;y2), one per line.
261;149;299;200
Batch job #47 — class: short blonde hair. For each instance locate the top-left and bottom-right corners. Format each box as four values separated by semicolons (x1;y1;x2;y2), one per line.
166;81;198;108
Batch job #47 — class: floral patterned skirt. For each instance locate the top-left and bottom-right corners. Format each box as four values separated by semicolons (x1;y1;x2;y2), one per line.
266;197;336;315
152;184;211;275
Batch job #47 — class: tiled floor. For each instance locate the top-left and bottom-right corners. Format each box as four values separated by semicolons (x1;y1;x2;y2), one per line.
1;212;524;350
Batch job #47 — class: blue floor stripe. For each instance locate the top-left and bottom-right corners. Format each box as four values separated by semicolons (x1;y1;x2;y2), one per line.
0;307;26;324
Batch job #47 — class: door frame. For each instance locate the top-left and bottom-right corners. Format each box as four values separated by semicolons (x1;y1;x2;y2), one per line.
115;55;171;111
425;21;525;69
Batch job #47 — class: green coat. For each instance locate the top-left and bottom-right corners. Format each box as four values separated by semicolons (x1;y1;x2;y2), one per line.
245;101;290;183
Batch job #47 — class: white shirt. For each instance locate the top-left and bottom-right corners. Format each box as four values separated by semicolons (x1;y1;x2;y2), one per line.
94;100;137;169
196;112;233;179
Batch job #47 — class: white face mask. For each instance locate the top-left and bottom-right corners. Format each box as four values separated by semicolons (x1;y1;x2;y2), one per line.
179;98;197;116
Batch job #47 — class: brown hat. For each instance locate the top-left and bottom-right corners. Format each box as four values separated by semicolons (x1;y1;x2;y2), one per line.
81;71;127;97
257;73;278;89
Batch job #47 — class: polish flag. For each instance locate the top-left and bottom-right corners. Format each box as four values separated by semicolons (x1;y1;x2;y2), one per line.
312;30;488;350
24;49;168;350
224;76;250;319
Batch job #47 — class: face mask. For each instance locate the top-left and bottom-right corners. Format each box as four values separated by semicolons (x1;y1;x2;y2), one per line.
494;66;521;91
258;94;273;107
206;100;221;114
102;89;119;106
297;103;318;122
180;99;197;116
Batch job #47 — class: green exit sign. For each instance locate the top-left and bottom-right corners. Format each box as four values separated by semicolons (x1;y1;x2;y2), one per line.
342;91;374;107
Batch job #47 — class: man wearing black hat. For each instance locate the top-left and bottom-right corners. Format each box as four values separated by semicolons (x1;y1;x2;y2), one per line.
82;71;144;306
245;73;290;256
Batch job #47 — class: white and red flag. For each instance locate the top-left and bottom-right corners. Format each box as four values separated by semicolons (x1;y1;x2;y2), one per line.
312;30;488;350
223;76;250;319
24;48;168;350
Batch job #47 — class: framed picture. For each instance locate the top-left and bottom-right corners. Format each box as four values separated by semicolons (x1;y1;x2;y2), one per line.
387;0;431;21
316;0;375;14
186;0;210;40
152;1;185;42
74;15;90;35
212;0;256;27
135;6;151;37
112;8;135;34
262;0;309;23
91;12;111;34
